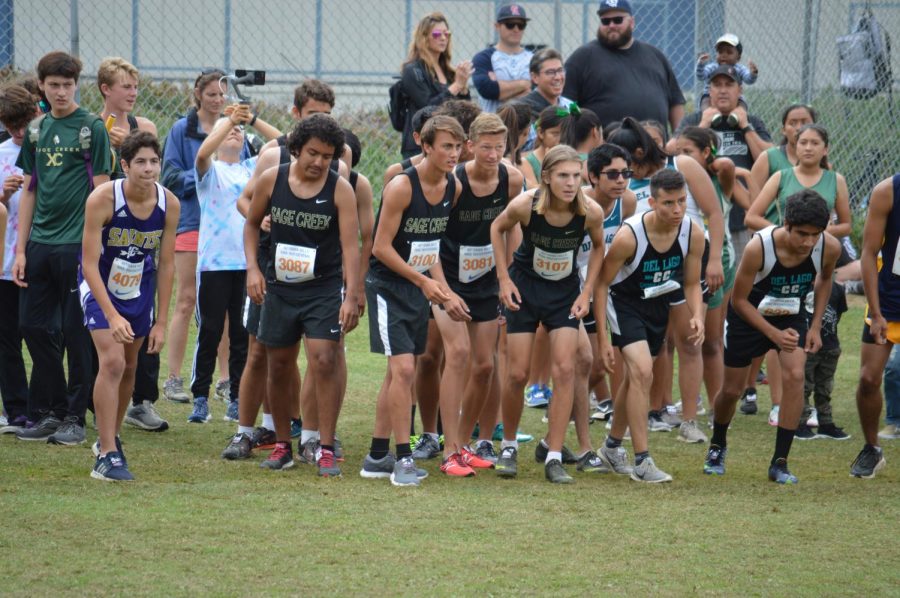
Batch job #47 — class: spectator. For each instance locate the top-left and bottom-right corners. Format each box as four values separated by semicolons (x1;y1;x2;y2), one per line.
696;34;758;110
563;0;685;131
519;49;573;116
399;12;472;157
472;4;533;113
749;103;817;199
521;105;566;189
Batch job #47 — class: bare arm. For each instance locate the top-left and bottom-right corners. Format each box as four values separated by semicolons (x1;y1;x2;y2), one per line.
244;166;278;304
731;167;753;211
592;225;637;372
805;235;840;353
196;111;244;178
11;175;34;287
748;149;771;203
683;222;706;345
681;156;724;292
861;178;893;343
248;115;281;142
745;171;782;231
826;174;851;238
334;178;361;333
148;191;180;353
354;173;375;310
491;190;535;311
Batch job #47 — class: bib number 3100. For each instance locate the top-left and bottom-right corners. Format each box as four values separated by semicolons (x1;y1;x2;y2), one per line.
408;240;440;273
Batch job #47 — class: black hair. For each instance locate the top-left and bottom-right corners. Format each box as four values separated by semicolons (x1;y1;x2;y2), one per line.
498;102;532;164
287;113;345;158
784;189;829;230
411;105;438;135
586;143;631;177
603;120;622;139
559;107;602;149
649;168;685;199
796;123;830;169
778;103;819;146
434;99;482;136
677;126;718;167
343;127;362;168
120;130;161;164
192;69;225;109
640;120;668;145
536;105;567;133
529;48;563;75
607;117;668;169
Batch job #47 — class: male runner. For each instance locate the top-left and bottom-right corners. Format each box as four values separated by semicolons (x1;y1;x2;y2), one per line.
703;190;839;483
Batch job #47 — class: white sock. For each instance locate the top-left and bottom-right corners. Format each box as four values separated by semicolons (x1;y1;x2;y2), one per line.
301;429;317;445
262;413;274;430
314;430;321;441
500;439;518;450
546;451;562;464
238;425;255;436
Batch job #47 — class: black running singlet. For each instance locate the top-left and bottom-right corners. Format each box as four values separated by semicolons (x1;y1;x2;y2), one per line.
746;225;823;318
512;191;585;285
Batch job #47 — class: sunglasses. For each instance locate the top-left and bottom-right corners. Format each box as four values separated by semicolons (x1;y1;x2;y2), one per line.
600;16;626;26
431;30;452;39
598;169;634;180
502;21;527;30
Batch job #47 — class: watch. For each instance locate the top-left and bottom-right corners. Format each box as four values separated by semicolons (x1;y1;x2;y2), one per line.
741;123;755;135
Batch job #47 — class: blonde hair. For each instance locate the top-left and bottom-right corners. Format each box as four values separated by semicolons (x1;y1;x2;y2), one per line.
404;12;456;83
468;113;508;142
97;57;139;97
536;145;586;216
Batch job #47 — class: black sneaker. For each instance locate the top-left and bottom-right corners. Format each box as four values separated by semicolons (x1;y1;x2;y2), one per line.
794;423;816;440
544;459;574;484
48;415;86;445
15;415;62;441
739;388;758;415
850;445;885;479
768;458;798;484
260;442;295;471
496;446;518;478
816;423;851;440
250;427;276;450
222;433;252;460
534;439;578;464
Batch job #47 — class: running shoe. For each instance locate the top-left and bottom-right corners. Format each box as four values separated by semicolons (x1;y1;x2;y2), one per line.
756;369;767;384
359;453;427;480
544;459;574;484
214;379;230;402
599;444;633;475
187;397;211;423
223;399;239;422
576;450;610;473
441;453;475;477
411;434;441;460
317;448;341;477
334;436;345;462
850;445;885;479
590;398;614;422
290;419;302;438
298;438;320;464
768;458;798;484
15;415;61;441
661;407;682;429
648;411;673;432
524;383;549;408
474;441;498;464
92;435;127;466
250;427;277;450
222;432;252;460
768;405;780;427
677;420;707;444
816;423;850;440
806;408;819;428
125;401;169;432
260;442;294;470
739;388;758;415
47;416;86;445
674;396;706;416
163;375;190;403
495;446;518;478
794;423;816;440
91;451;134;482
490;423;533;443
0;415;28;435
703;445;726;475
534;440;578;464
391;456;421;486
878;424;900;440
460;445;494;469
630;457;672;483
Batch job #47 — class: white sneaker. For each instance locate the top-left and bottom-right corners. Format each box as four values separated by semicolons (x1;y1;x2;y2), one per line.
677;420;708;444
630;456;673;483
768;405;780;427
806;408;819;428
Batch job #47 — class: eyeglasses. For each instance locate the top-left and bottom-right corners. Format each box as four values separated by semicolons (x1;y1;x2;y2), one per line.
600;16;626;26
502;21;527;30
541;68;565;77
431;30;452;39
598;169;634;180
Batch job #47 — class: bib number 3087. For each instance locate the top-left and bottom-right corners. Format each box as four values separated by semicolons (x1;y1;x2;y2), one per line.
275;243;316;283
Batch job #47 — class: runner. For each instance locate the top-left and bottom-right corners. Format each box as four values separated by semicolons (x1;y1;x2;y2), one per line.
79;131;179;480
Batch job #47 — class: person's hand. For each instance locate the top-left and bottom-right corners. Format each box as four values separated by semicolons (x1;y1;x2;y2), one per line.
109;313;135;344
107;125;128;148
731;106;749;128
442;291;471;322
599;340;616;373
699;106;719;127
698;52;710;62
227;103;252;125
569;292;590;320
748;60;758;75
12;253;26;288
688;316;705;346
420;277;451;304
498;278;521;311
869;313;889;345
357;290;366;318
146;322;166;354
805;327;822;354
2;174;24;203
246;268;266;305
770;327;800;352
339;296;360;334
706;258;724;294
454;60;473;84
260;214;271;233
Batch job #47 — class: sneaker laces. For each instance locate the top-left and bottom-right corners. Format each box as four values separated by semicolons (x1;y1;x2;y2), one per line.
270;443;291;461
319;449;335;468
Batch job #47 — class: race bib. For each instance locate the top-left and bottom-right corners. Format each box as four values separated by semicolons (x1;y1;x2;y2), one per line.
642;279;681;299
408;240;440;273
275;243;316;283
758;295;801;316
459;244;494;283
533;248;573;281
108;258;142;300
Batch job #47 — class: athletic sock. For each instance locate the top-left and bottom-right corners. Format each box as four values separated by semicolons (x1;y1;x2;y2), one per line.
546;451;562;464
301;429;317;445
500;439;518;451
369;437;390;460
321;444;334;453
396;442;412;459
635;451;649;466
409;406;417;436
771;426;796;465
606;436;622;449
424;432;440;442
711;421;730;450
262;413;275;430
238;425;255;437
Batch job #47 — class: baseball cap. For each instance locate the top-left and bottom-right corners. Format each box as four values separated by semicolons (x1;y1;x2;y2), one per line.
598;0;633;16
709;64;740;82
715;33;743;53
497;4;529;22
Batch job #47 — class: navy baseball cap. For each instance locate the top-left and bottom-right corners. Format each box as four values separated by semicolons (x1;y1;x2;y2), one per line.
497;4;529;22
598;0;632;16
709;64;740;82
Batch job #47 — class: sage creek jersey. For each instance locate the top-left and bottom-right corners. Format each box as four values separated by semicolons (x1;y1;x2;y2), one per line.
742;225;823;318
610;212;692;302
511;191;586;286
369;166;454;283
440;163;509;295
265;164;342;297
78;179;167;319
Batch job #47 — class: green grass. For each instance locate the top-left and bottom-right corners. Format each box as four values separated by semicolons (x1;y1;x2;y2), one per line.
0;295;897;595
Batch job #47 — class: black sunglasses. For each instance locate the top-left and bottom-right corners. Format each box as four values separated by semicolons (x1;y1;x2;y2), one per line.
502;21;527;30
600;16;626;26
598;169;634;180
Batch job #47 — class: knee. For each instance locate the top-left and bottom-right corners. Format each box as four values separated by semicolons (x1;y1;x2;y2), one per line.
575;349;593;377
311;348;337;374
702;337;723;359
782;364;805;387
443;340;470;370
100;354;127;380
470;357;494;383
677;339;701;358
627;362;653;389
552;361;575;384
505;364;529;389
859;367;883;395
417;350;440;371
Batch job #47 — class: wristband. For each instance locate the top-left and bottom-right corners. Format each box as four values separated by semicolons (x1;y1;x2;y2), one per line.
249;112;258;127
741;124;755;135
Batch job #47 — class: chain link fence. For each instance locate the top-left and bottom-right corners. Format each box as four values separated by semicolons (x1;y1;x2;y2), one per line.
1;0;897;205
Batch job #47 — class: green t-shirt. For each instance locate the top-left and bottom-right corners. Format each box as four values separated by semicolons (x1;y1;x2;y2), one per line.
765;146;794;177
16;107;111;244
764;167;837;225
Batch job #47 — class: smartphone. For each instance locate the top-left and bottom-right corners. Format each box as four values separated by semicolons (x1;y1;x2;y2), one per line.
235;70;266;86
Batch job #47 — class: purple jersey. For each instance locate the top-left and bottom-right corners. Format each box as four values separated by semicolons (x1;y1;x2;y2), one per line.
79;179;167;336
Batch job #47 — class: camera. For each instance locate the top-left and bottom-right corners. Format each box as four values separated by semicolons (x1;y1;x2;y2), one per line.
226;69;266;103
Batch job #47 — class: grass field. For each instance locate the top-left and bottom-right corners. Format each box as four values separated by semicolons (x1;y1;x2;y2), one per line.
0;295;897;596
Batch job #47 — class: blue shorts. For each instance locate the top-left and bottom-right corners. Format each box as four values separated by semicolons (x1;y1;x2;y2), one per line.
80;289;154;338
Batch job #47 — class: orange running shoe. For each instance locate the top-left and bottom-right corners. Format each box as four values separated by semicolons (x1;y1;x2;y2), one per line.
461;445;495;469
440;453;475;477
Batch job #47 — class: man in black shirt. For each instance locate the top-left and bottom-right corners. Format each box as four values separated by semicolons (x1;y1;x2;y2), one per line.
563;0;685;131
